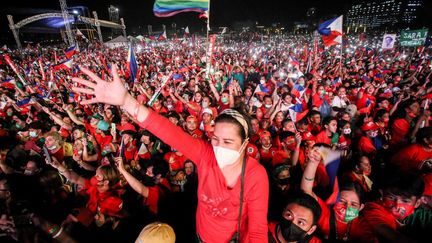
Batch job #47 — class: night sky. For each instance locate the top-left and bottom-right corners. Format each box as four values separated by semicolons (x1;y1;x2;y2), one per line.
0;0;430;45
0;0;353;42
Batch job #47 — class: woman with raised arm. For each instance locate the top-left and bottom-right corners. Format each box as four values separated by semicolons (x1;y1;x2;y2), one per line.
72;65;269;243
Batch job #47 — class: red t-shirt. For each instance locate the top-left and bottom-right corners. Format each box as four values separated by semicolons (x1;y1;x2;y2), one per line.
315;131;332;145
358;136;376;155
164;152;188;171
143;179;171;214
260;147;278;166
356;202;398;242
83;178;123;217
272;150;290;167
137;110;269;243
391;143;432;173
391;118;410;147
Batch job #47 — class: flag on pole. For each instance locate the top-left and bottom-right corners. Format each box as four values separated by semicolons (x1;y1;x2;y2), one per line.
185;26;190;34
318;146;342;205
3;55;27;85
127;43;138;82
288;55;300;69
254;84;270;95
53;58;73;70
65;45;79;59
153;0;209;17
318;15;343;47
205;34;217;79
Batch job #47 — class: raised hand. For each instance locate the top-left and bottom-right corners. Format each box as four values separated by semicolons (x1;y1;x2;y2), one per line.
72;65;129;106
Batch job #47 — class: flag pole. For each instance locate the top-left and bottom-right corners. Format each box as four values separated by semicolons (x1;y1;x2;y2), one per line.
207;0;211;39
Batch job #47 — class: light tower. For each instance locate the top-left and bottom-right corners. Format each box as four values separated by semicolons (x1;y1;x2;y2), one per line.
59;0;75;46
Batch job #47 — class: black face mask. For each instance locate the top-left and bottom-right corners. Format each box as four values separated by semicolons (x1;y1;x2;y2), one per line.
142;174;155;187
279;218;308;242
278;177;290;185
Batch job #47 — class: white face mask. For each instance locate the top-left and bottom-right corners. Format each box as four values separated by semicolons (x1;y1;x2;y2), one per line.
213;140;247;169
260;79;266;84
369;131;378;138
202;101;209;108
48;144;58;151
265;104;272;109
343;128;351;135
29;131;38;138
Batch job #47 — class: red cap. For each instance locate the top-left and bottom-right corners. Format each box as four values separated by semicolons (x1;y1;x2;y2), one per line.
260;131;271;139
361;121;379;132
302;131;316;141
118;123;136;132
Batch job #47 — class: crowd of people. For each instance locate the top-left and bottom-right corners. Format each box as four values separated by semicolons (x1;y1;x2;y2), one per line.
0;31;431;243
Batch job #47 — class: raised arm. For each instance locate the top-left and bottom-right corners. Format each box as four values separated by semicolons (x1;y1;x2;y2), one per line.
115;157;149;197
48;157;86;188
300;147;321;200
72;65;208;166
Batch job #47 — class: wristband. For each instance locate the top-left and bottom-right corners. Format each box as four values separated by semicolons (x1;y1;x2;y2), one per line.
47;224;60;235
52;227;63;239
133;101;140;120
303;176;314;181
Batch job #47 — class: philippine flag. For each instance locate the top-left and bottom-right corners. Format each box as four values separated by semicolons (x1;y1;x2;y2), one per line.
53;58;73;70
127;43;138;82
318;15;343;47
65;45;79;59
318;146;342;205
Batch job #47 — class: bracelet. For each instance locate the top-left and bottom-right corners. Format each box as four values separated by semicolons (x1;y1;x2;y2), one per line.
303;176;314;181
52;227;63;239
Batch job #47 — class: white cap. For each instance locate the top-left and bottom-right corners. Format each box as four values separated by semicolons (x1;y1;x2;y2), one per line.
202;108;213;116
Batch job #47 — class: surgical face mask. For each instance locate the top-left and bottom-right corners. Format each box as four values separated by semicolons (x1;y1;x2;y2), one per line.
7;111;13;117
213;141;247;169
202;101;209;108
47;144;58;151
221;97;229;104
24;169;38;176
278;177;290;185
320;90;326;96
167;104;173;109
260;79;266;84
279;218;308;242
29;131;38;138
333;202;359;222
343;128;351;135
265;104;272;109
369;130;378;138
298;81;305;86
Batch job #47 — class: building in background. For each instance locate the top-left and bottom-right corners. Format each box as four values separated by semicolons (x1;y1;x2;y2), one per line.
346;0;423;32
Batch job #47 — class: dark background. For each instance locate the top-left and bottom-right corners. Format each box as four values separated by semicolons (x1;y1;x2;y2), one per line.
0;0;431;45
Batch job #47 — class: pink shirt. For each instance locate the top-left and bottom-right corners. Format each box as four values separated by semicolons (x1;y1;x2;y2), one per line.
138;110;269;243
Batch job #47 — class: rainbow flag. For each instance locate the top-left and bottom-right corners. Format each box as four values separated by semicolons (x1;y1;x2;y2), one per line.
153;0;209;17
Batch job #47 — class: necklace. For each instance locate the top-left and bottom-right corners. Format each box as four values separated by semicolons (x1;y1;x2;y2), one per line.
335;220;351;241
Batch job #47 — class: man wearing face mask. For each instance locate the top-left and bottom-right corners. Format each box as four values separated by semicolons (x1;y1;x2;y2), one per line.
268;191;321;243
358;173;424;243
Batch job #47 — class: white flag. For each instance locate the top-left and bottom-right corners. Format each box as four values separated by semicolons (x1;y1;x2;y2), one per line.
185;26;190;34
